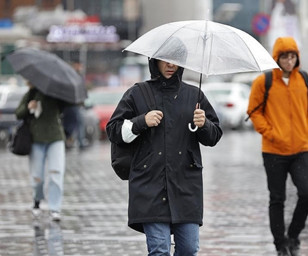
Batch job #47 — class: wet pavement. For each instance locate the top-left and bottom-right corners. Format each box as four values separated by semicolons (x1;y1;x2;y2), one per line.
0;129;307;256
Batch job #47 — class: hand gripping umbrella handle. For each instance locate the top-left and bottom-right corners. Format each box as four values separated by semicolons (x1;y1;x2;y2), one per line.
188;102;201;132
188;74;203;133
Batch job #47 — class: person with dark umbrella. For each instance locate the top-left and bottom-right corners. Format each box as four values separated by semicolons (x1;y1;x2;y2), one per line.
6;48;87;221
15;82;68;221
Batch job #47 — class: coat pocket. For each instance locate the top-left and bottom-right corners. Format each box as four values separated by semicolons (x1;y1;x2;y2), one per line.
187;150;203;169
133;143;153;172
270;129;289;152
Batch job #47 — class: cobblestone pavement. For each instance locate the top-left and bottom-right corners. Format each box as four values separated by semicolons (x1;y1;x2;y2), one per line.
0;130;307;256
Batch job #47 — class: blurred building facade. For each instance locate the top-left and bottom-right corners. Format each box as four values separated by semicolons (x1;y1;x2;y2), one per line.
0;0;61;17
0;0;307;86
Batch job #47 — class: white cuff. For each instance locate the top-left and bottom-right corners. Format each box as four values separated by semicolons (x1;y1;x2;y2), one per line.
121;119;138;143
29;101;42;118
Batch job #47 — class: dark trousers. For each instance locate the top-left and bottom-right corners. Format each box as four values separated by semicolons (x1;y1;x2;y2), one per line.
263;152;308;250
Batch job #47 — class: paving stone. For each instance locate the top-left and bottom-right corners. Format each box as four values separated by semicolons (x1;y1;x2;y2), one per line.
0;130;307;255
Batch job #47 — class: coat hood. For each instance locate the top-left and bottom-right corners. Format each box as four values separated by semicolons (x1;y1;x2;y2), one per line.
148;58;184;83
272;37;300;67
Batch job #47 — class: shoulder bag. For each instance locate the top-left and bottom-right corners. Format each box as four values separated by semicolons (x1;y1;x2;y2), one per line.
8;119;32;156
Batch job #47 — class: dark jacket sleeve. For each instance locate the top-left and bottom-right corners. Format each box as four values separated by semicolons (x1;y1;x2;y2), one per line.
15;90;31;120
131;114;148;134
196;93;223;147
106;88;148;144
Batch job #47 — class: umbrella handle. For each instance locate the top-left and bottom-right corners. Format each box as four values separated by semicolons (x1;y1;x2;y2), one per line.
188;101;201;132
188;123;198;132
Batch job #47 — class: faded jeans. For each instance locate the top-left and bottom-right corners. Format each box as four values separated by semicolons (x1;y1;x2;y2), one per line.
143;222;199;256
29;141;65;212
263;152;308;250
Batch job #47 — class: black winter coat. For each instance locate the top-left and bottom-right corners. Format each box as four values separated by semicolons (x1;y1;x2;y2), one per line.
106;59;222;233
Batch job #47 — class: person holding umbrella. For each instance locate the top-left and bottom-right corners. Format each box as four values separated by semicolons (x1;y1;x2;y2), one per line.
247;37;308;256
7;48;87;222
15;82;68;221
107;40;223;254
107;19;278;255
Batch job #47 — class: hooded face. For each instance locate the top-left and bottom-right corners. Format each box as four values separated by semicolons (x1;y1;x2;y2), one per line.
157;60;179;79
148;58;184;81
272;37;300;71
278;51;298;73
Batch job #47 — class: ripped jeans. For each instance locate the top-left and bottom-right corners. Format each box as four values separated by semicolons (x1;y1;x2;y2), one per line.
29;141;65;212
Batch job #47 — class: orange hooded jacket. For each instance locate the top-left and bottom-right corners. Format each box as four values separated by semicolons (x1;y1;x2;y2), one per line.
247;37;308;155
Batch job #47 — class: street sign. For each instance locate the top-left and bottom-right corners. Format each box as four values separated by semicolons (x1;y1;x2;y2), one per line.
252;13;270;36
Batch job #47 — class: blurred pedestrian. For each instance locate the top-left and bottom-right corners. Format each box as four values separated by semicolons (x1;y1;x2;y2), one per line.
247;37;308;256
107;58;222;255
62;61;88;150
15;82;67;221
62;104;87;149
268;0;301;51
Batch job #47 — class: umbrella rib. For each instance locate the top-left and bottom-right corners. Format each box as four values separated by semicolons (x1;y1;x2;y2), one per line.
234;32;261;70
206;32;217;75
201;20;212;76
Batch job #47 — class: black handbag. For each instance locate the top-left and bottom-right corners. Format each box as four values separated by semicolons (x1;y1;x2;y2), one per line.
8;119;32;156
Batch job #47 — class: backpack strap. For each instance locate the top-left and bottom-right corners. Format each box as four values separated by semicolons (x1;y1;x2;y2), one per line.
137;82;156;110
299;70;308;88
245;70;272;121
262;70;272;114
137;82;156;138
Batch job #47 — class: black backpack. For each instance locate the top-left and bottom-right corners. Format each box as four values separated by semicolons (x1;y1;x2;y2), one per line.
111;82;156;180
246;70;308;121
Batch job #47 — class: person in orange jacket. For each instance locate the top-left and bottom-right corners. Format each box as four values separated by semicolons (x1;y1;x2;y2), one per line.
247;37;308;256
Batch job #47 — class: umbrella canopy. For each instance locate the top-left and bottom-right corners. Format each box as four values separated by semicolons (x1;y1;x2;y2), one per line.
124;20;279;76
6;48;87;104
124;20;279;131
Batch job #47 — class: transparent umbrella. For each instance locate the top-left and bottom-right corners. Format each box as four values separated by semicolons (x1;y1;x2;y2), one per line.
124;20;279;131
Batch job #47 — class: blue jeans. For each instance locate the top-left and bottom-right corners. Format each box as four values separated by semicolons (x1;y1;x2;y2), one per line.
143;223;199;256
29;141;65;212
263;152;308;250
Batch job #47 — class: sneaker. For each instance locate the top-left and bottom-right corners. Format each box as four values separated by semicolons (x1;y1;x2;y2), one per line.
289;238;300;256
50;211;61;221
32;208;41;218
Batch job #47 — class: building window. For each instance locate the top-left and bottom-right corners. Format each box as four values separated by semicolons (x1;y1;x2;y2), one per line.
101;0;123;19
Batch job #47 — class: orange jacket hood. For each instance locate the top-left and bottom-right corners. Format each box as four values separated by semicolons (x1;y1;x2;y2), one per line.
272;37;300;67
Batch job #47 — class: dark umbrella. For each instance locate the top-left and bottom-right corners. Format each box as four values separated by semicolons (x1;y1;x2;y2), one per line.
6;47;87;104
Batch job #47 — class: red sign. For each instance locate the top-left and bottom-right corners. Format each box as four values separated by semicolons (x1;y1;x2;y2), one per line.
252;13;270;36
66;15;101;25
